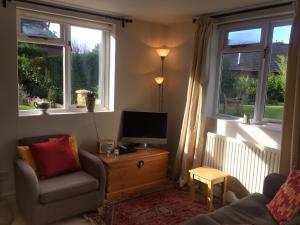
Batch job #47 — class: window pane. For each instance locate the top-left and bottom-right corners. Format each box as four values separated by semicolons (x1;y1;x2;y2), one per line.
264;25;291;120
21;19;61;39
71;26;102;106
219;52;261;117
227;28;262;46
18;43;64;110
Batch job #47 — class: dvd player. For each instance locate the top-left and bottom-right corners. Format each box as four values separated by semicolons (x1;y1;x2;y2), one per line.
117;144;137;154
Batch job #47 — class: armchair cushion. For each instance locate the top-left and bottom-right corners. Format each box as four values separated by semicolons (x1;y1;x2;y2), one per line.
30;136;79;178
17;145;38;174
39;171;99;204
49;136;81;168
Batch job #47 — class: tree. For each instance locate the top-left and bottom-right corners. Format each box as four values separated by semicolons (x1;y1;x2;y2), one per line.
71;43;100;103
18;43;51;98
236;75;257;104
18;43;63;105
267;55;287;104
220;58;238;103
18;41;100;106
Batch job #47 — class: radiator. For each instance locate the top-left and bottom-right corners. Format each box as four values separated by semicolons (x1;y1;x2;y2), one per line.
203;132;281;193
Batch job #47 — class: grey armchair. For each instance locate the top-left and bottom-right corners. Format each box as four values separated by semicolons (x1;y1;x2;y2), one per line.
15;135;106;225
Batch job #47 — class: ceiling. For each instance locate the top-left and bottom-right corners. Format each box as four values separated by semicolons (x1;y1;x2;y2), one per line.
40;0;287;24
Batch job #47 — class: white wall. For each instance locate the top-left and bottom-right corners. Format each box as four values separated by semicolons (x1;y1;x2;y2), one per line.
0;4;166;196
0;4;18;196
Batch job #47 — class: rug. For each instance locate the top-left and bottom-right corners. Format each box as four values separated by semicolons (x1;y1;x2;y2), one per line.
84;184;220;225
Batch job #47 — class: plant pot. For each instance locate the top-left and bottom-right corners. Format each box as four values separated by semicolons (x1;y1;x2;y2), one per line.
34;102;50;115
86;95;96;112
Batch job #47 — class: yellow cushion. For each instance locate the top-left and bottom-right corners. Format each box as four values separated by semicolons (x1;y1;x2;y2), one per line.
17;146;38;174
49;136;81;168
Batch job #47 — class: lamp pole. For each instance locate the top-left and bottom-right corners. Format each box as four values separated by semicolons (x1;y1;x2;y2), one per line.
160;56;165;112
155;48;170;112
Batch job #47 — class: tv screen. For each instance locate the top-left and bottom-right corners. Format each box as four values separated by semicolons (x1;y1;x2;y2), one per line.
122;111;168;141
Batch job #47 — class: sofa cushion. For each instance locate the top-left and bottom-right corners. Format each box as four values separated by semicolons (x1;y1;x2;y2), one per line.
38;171;99;204
266;169;300;225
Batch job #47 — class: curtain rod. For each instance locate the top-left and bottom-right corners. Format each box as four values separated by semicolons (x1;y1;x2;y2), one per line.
193;1;293;23
2;0;133;27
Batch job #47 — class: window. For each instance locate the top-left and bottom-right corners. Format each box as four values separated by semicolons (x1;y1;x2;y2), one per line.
218;19;292;122
227;28;262;46
20;19;62;39
17;9;115;115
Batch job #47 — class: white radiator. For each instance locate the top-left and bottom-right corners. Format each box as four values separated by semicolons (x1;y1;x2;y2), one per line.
203;132;281;193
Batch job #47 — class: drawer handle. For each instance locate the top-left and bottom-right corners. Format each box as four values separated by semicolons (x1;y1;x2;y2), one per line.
137;160;144;168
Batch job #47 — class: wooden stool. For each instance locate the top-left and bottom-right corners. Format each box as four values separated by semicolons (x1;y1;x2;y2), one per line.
189;167;228;211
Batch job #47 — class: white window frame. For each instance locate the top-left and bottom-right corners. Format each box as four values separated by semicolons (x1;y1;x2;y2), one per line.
17;8;115;116
216;16;292;123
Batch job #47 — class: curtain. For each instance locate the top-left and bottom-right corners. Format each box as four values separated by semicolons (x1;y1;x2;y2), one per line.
280;0;300;174
173;17;214;186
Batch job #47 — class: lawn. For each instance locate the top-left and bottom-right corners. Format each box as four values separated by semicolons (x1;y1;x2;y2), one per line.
264;104;284;120
18;104;64;110
219;103;284;120
18;105;35;110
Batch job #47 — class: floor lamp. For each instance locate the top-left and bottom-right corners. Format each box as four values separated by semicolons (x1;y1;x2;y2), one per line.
155;76;164;112
155;48;170;112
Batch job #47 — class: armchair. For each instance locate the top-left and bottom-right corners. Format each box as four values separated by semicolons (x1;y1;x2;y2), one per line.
15;135;106;225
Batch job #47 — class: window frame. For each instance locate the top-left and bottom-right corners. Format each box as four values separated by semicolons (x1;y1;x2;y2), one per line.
16;8;115;116
216;16;292;123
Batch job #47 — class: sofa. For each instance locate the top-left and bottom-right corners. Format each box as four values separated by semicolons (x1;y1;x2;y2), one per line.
15;135;106;225
184;173;300;225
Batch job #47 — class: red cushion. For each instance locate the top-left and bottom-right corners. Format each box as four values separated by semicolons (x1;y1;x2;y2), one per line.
266;169;300;225
30;136;79;178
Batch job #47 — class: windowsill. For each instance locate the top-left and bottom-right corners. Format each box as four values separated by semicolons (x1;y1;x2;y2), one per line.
18;107;114;117
211;115;282;132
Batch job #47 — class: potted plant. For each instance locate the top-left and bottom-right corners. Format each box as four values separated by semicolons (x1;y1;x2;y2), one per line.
86;92;96;112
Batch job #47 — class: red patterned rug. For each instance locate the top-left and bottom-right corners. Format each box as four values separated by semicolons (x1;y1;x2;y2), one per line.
84;184;220;225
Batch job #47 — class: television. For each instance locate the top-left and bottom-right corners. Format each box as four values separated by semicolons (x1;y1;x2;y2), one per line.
122;111;168;147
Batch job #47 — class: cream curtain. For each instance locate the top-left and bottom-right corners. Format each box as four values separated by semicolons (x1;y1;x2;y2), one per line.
173;17;214;186
280;0;300;174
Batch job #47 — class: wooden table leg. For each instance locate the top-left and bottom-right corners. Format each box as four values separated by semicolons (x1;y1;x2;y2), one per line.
207;181;214;211
190;173;195;202
222;176;228;205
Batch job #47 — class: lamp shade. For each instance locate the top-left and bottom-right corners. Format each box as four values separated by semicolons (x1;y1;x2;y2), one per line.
156;48;170;57
154;76;164;85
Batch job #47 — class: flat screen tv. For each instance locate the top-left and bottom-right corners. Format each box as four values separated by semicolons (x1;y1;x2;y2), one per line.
122;111;168;146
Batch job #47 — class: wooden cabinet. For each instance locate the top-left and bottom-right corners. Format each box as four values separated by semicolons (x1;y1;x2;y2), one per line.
98;149;169;199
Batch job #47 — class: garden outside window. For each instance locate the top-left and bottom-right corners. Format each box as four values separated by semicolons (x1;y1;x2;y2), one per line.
17;8;115;116
217;18;292;122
